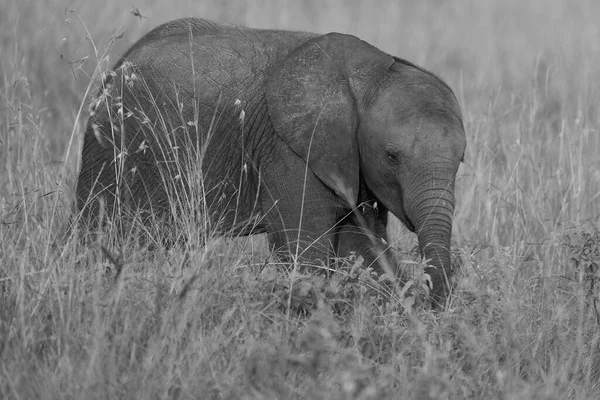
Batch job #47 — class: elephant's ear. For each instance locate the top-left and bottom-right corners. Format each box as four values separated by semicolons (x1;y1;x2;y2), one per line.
266;33;394;207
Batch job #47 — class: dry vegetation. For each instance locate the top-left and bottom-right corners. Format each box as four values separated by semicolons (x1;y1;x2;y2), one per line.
1;0;600;398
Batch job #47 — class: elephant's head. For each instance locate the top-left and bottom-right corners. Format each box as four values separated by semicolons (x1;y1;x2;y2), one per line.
266;33;466;306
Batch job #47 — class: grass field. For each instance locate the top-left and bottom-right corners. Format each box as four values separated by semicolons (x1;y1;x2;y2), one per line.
1;0;600;398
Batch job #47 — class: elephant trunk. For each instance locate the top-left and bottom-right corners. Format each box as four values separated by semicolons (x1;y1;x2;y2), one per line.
405;168;456;306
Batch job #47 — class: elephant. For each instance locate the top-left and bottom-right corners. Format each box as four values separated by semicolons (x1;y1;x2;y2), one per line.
75;18;466;306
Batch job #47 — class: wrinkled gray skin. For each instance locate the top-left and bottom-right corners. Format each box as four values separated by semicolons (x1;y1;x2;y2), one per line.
76;18;466;306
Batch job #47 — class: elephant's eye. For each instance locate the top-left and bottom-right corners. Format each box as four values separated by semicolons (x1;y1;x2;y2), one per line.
386;148;401;164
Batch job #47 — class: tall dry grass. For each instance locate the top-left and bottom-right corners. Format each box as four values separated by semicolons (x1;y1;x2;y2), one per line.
1;0;599;399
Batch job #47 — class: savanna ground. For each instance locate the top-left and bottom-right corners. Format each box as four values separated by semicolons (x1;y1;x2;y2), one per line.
1;0;600;398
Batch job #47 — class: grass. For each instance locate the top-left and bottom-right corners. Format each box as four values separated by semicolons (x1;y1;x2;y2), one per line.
1;0;600;398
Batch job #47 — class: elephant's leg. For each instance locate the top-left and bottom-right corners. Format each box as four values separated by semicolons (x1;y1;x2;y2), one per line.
264;184;340;263
260;148;341;266
76;123;120;227
335;203;397;274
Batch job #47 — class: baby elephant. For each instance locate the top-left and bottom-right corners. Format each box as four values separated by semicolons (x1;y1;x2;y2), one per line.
75;18;466;306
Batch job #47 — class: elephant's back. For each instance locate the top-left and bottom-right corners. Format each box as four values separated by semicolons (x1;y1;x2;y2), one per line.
114;18;315;71
102;18;317;138
115;18;241;66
